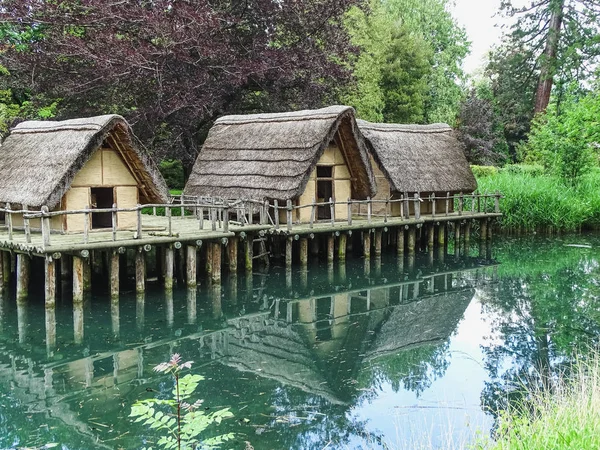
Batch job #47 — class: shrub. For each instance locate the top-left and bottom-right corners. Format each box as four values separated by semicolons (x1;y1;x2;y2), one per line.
471;165;499;178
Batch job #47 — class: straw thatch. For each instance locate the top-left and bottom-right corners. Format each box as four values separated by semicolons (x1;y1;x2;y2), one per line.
0;115;168;209
184;106;376;201
358;121;477;194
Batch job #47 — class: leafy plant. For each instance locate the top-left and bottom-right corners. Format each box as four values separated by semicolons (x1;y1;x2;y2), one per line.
130;354;235;450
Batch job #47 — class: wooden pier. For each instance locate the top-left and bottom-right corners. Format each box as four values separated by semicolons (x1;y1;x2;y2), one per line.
0;192;501;308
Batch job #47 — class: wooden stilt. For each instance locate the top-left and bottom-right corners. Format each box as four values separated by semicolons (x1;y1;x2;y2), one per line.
464;220;472;252
455;223;461;255
437;223;445;246
338;233;347;261
374;230;382;257
407;227;416;255
299;238;308;266
0;252;4;292
110;251;119;299
165;246;174;291
286;237;293;268
244;235;253;272
186;245;197;288
327;235;335;263
73;256;84;303
16;254;30;301
480;219;488;243
363;232;371;259
228;237;238;273
2;252;9;287
211;242;222;283
487;219;493;240
136;248;146;293
83;257;91;292
427;225;435;250
45;257;56;308
397;228;405;255
211;284;222;319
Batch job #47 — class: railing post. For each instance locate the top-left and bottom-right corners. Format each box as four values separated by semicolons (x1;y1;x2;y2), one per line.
23;205;31;244
414;193;420;220
495;190;501;213
384;197;389;223
224;207;229;232
167;205;173;236
329;197;335;226
458;192;463;216
477;192;481;213
347;198;352;226
111;203;117;241
367;196;372;224
259;202;265;225
6;203;12;241
445;192;450;216
432;194;436;217
286;199;293;232
211;207;217;231
153;206;157;216
403;192;409;219
136;204;142;238
84;205;90;244
247;202;253;225
274;200;280;229
472;192;476;213
400;195;404;219
41;205;50;248
199;205;204;229
310;200;315;229
483;193;488;214
180;195;184;218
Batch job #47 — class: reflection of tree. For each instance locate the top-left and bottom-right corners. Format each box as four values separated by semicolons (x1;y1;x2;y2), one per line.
358;342;450;398
479;242;600;424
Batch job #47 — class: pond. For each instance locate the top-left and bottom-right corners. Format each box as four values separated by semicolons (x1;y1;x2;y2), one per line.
0;234;599;449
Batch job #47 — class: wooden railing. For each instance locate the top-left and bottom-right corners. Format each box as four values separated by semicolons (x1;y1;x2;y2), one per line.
0;191;501;248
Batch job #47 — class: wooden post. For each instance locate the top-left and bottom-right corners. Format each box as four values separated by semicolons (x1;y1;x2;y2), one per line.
286;237;293;268
299;238;308;266
445;192;450;215
244;234;253;272
111;203;117;241
110;251;119;299
363;232;371;259
73;256;84;303
374;229;382;257
480;219;488;242
6;203;12;241
41;205;50;247
367;197;372;224
0;251;4;292
186;245;197;288
228;236;238;273
286;200;293;231
428;224;435;250
211;242;222;283
329;197;335;225
495;191;501;213
397;228;405;255
45;257;56;308
23;205;31;244
16;254;30;301
327;235;335;263
136;248;146;293
338;233;347;261
165;246;174;291
407;227;416;255
136;205;142;238
465;221;472;252
487;219;493;240
347;198;352;225
2;252;10;286
414;193;421;219
432;194;436;217
83;257;91;292
403;192;410;219
274;200;280;229
454;223;461;255
438;223;446;246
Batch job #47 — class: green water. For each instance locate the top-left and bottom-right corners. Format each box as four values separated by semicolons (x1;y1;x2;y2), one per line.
0;235;599;449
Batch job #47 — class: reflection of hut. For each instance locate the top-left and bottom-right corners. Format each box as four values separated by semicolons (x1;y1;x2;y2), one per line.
184;106;376;222
357;121;477;216
365;290;473;361
0;115;168;233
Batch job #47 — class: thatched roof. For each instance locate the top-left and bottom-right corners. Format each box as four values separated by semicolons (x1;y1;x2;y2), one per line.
184;106;376;201
358;121;477;194
0;115;168;209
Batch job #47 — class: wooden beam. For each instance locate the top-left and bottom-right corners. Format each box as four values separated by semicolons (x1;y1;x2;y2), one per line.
228;237;238;273
165;246;174;291
45;257;56;308
110;251;119;299
338;233;347;261
374;230;382;257
16;254;30;301
186;245;197;288
299;238;308;266
136;248;146;293
73;256;84;303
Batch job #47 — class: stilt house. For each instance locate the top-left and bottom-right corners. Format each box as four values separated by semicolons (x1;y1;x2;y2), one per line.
357;121;477;216
184;106;376;223
0;115;168;233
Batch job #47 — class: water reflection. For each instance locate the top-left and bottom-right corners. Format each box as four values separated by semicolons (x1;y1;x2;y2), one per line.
0;249;500;449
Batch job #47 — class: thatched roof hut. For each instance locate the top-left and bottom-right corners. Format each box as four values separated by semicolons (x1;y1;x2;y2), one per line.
357;121;477;194
0;115;168;209
184;106;376;201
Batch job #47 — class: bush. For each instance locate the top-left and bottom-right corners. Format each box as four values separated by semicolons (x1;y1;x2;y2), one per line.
500;164;544;177
159;159;185;190
471;165;499;178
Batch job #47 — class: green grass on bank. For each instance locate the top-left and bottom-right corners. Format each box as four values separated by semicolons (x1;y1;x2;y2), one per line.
475;166;600;233
480;351;600;450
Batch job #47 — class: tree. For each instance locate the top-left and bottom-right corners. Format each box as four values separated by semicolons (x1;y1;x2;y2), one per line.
0;0;360;167
499;0;600;114
344;0;469;124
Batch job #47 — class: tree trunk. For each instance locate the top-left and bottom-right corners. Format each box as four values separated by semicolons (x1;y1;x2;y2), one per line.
534;0;565;114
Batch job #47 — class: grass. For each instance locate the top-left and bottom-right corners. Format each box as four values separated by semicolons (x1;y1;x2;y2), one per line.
478;350;600;450
476;167;600;233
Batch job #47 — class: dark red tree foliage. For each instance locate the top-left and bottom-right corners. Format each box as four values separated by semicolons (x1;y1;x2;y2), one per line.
1;0;359;163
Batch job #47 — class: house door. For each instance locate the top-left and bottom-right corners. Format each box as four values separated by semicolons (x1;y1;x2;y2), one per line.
91;187;114;229
316;166;333;220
